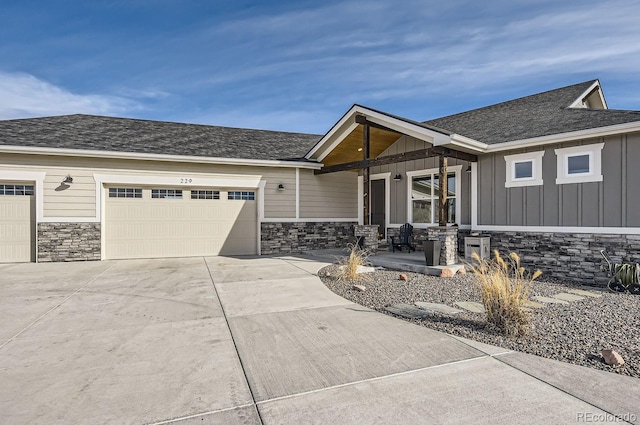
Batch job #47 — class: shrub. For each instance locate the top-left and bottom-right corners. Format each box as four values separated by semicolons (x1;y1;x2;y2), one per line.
336;243;370;282
471;250;541;337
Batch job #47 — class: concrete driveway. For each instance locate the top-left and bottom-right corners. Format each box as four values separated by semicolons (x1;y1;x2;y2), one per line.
0;256;638;425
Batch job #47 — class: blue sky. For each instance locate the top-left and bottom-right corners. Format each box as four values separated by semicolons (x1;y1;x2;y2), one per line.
1;0;640;134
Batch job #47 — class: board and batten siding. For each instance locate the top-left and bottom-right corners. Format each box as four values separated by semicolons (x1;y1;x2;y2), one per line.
0;153;297;219
477;132;640;227
368;135;472;225
298;170;358;218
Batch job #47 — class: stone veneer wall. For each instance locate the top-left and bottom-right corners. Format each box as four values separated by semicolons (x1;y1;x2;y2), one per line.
484;231;640;286
387;226;461;265
261;222;356;255
354;224;379;253
37;222;101;262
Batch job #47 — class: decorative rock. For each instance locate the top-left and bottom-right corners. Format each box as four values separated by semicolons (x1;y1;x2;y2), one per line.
532;296;569;305
552;293;586;302
415;302;463;315
399;274;408;281
454;301;486;314
440;268;455;278
601;349;625;367
352;284;366;292
457;268;467;275
523;300;545;309
567;289;602;298
385;304;432;319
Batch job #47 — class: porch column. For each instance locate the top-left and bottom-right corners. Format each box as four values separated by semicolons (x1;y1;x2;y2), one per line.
362;122;370;225
438;154;448;226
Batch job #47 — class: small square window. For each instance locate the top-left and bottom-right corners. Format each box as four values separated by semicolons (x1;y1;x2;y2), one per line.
0;184;34;196
191;190;220;200
567;154;590;175
152;189;183;199
109;188;142;198
228;191;255;200
514;161;533;179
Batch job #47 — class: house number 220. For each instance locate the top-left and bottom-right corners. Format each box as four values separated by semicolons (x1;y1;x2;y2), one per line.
180;178;192;184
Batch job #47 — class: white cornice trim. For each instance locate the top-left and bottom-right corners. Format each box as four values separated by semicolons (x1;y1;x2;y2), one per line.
484;121;640;153
568;80;607;109
0;145;322;170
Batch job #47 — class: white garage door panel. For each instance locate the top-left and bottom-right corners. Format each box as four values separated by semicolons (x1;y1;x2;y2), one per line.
0;196;35;263
105;189;257;259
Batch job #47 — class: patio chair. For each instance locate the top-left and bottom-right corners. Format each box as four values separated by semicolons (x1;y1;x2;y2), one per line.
390;223;415;253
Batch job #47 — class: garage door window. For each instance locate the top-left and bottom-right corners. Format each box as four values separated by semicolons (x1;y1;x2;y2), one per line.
109;188;142;198
0;184;34;196
228;191;255;200
152;189;183;199
191;190;220;200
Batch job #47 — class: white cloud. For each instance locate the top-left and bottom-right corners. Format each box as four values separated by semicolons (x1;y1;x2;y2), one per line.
0;71;140;119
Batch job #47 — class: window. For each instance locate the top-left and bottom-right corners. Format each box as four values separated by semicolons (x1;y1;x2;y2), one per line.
555;143;604;184
152;189;183;199
407;168;458;224
504;151;544;187
108;188;142;198
0;184;34;196
228;191;255;200
191;190;220;200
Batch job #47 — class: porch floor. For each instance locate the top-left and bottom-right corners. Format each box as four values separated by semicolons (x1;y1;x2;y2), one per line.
304;248;467;276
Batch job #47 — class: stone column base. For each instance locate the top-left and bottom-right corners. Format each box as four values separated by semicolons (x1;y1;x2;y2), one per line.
354;225;379;254
427;226;458;265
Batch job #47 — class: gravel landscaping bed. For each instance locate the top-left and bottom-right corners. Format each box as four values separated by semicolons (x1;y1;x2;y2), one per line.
319;266;640;378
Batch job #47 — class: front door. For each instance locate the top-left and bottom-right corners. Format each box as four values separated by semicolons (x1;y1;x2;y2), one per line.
370;179;386;239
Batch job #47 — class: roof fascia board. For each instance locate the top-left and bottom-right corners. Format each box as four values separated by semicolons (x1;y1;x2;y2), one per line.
448;134;488;152
309;105;453;162
484;121;640;153
0;145;322;169
568;80;608;109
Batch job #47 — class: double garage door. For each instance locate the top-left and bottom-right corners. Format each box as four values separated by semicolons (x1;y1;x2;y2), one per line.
0;184;36;263
105;186;257;260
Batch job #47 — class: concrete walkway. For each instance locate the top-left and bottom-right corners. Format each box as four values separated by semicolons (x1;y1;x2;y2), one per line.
0;256;638;424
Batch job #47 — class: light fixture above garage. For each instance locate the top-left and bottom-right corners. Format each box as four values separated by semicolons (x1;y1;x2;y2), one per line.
277;183;285;191
62;175;73;184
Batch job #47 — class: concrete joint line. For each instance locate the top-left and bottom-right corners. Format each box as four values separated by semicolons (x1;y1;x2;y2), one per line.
257;355;489;406
492;356;630;423
0;263;115;351
203;257;265;425
145;403;255;425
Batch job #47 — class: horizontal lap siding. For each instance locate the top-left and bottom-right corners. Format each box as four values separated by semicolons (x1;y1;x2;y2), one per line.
298;170;357;218
0;154;297;219
477;132;640;228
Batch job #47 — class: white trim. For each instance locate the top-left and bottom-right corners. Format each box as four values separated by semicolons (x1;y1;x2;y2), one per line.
406;165;463;225
370;172;391;236
260;218;358;223
257;180;266;255
554;143;604;184
449;134;488;152
93;173;263;188
308;105;451;161
504;151;544;188
473;224;640;235
471;162;478;229
568;80;607;109
0;144;322;170
0;170;46;223
357;175;364;225
484;122;640;153
295;168;300;220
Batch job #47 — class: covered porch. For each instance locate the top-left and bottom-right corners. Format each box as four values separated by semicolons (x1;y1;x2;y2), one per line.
305;105;479;266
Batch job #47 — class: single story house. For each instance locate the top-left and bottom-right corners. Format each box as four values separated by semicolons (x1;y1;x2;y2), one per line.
1;79;639;283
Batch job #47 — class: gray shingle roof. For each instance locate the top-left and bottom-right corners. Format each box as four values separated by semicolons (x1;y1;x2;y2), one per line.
424;80;640;144
0;114;321;161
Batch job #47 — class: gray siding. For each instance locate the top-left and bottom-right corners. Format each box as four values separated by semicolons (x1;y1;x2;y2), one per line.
477;132;640;227
369;135;472;226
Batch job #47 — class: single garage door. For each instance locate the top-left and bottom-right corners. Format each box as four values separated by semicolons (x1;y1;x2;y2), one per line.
0;184;36;263
105;187;258;259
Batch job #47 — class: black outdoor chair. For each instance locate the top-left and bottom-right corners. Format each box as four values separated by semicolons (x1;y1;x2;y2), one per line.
390;223;415;253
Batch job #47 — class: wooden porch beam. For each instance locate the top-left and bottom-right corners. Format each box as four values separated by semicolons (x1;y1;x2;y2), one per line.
314;147;477;175
362;122;370;225
438;154;448;227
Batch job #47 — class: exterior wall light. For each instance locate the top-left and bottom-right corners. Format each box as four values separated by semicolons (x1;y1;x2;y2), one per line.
393;173;402;181
277;183;285;191
62;175;73;184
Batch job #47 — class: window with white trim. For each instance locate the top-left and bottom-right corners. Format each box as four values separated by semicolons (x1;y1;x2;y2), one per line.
0;184;34;196
504;151;544;187
407;168;458;224
555;143;604;184
109;187;142;198
228;191;255;200
151;189;183;199
191;190;220;200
